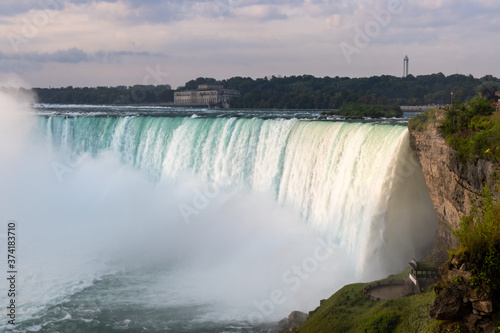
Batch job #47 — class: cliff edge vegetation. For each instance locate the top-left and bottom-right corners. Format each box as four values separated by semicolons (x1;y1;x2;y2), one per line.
400;95;500;331
429;183;500;332
410;94;500;163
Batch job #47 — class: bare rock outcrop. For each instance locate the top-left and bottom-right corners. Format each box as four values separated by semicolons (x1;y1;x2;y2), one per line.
408;111;498;260
430;255;495;332
279;311;308;333
409;111;498;332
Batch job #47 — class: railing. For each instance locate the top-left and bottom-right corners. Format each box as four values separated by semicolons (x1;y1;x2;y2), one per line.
408;273;422;294
362;280;405;302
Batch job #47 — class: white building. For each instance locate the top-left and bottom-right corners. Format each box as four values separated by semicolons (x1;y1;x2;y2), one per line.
174;85;240;108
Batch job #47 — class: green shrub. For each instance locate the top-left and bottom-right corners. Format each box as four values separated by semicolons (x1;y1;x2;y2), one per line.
441;94;495;136
439;94;500;162
453;185;500;295
408;108;437;131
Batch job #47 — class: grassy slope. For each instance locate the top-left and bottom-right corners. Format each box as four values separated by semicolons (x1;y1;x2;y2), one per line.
297;278;442;333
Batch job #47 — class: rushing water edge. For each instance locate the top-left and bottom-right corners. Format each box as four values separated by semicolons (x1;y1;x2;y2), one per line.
0;103;437;332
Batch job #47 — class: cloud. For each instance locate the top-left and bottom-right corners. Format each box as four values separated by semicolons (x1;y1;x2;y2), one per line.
0;0;122;17
2;0;498;26
1;0;499;88
333;0;500;49
26;47;90;63
0;48;167;68
72;0;301;24
0;0;55;17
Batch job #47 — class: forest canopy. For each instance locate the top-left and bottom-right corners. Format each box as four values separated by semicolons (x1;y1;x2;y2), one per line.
15;73;500;109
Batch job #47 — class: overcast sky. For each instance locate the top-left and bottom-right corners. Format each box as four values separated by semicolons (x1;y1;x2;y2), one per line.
0;0;499;89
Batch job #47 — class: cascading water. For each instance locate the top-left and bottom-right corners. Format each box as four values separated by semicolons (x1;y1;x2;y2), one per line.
0;94;438;332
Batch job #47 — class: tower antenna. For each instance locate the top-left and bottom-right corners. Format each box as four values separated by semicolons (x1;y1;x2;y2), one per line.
403;55;409;77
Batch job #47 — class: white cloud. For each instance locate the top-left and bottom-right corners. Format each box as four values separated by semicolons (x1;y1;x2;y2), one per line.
233;4;286;20
0;0;499;87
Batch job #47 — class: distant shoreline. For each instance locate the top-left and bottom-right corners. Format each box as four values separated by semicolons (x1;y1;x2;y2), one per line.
400;105;438;112
33;102;433;113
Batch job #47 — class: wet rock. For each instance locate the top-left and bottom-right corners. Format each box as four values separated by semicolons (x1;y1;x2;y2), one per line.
448;268;472;281
459;262;473;271
478;321;496;333
472;300;493;315
279;311;308;332
430;287;466;320
451;256;462;269
288;311;308;325
278;318;288;328
433;256;495;331
465;313;482;327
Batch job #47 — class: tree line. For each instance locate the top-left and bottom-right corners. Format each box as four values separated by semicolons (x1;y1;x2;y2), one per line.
30;85;174;105
18;73;500;109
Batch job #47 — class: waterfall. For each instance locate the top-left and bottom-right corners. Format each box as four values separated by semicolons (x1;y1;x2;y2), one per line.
0;94;438;330
39;116;436;273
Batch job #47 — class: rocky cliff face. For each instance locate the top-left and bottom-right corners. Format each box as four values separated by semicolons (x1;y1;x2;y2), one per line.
429;255;496;332
408;111;498;260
